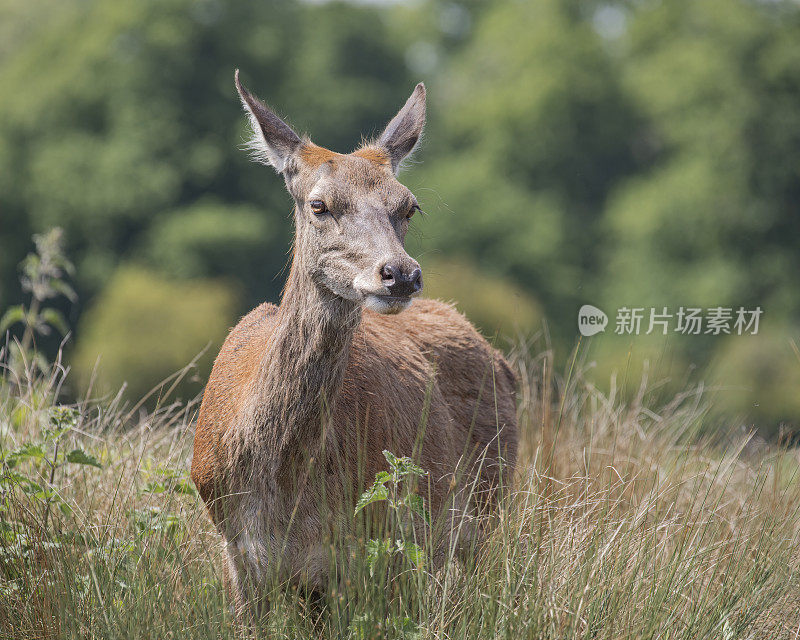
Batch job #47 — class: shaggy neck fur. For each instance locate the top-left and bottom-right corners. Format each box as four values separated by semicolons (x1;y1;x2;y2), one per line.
243;229;361;467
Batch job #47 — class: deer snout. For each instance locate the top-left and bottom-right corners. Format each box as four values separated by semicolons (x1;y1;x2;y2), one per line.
379;262;423;298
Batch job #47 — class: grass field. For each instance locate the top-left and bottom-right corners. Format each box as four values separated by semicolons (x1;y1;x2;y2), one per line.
1;345;799;639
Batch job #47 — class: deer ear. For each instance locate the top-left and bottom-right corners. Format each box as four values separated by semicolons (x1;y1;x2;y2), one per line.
235;69;301;173
378;83;426;174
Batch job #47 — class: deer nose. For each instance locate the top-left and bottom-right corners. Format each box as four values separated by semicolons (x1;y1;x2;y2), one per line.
380;263;423;297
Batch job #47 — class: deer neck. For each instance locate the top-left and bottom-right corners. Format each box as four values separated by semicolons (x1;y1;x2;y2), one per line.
246;241;361;463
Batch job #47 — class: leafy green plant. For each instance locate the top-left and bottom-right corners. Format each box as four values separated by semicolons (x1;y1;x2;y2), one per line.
140;466;197;497
0;405;100;538
0;228;76;374
355;450;431;575
131;506;184;538
348;611;422;640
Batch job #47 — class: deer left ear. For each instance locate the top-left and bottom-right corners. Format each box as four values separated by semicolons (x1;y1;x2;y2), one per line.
235;69;301;173
378;83;426;175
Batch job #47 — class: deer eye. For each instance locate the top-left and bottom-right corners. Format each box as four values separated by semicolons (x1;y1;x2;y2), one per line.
309;200;328;215
407;204;422;219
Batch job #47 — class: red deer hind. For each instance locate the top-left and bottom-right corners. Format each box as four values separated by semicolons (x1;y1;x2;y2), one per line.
191;70;518;617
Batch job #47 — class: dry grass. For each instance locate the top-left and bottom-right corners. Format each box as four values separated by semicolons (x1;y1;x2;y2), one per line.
1;344;799;639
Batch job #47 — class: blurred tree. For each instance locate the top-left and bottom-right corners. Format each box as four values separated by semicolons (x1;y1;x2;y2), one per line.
598;0;800;430
420;256;542;339
707;330;800;434
604;0;800;315
70;266;238;403
141;199;281;301
405;0;640;347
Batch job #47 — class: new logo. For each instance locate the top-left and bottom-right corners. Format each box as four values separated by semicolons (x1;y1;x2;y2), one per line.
578;305;608;336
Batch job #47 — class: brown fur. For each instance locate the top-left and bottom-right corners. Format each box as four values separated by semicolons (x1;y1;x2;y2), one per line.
298;142;339;168
352;145;391;168
192;298;518;513
191;75;518;618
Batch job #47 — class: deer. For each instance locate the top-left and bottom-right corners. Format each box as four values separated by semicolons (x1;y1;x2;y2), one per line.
191;70;518;619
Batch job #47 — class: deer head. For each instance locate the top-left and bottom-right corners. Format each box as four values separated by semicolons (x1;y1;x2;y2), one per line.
235;70;426;314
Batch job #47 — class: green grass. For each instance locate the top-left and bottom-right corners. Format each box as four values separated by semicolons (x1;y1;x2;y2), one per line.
1;347;799;639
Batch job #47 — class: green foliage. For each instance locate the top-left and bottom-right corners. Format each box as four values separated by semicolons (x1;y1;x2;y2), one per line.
345;451;432;639
141;199;283;302
0;228;76;375
70;265;238;402
64;448;102;469
420;256;542;337
591;0;800;424
140;466;197;497
0;406;99;536
603;0;800;312
408;0;638;334
708;330;800;433
355;450;431;575
349;610;422;640
0;356;203;632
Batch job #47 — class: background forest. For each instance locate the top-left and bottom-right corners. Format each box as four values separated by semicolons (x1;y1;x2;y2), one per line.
2;0;799;435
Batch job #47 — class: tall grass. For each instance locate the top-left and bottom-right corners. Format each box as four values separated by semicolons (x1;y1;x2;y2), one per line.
1;341;799;639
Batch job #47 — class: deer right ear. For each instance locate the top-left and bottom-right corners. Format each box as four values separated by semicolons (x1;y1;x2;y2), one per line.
235;69;301;173
378;83;426;174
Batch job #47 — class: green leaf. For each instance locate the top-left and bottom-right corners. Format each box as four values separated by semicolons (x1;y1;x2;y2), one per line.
131;506;182;536
33;488;61;502
173;479;197;496
0;306;26;333
39;308;69;336
8;443;46;464
141;481;166;494
141;478;196;496
382;450;425;479
65;449;102;469
398;540;426;569
354;483;389;515
404;493;431;525
396;458;426;478
382;450;398;468
365;538;393;558
140;468;197;496
49;406;79;430
43;427;69;443
50;279;77;303
0;471;42;494
365;538;393;576
393;615;422;638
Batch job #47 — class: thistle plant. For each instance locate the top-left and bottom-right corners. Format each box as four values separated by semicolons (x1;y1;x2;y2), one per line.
0;227;76;375
0;406;100;543
355;450;431;574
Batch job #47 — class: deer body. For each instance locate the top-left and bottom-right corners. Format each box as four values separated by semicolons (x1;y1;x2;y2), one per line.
191;73;518;614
